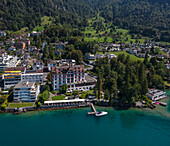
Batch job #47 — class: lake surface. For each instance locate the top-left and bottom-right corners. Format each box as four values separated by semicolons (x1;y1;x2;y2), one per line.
0;91;170;146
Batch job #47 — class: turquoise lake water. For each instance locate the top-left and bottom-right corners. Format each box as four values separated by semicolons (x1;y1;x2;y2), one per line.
0;91;170;146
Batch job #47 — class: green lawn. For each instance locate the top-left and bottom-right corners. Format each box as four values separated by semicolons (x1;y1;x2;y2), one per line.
13;27;27;35
160;50;168;55
83;14;148;43
7;102;34;108
159;42;170;45
52;95;65;100
97;51;144;61
33;16;53;32
164;81;170;87
112;51;144;61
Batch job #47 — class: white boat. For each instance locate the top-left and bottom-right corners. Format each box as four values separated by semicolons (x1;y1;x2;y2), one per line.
95;111;108;117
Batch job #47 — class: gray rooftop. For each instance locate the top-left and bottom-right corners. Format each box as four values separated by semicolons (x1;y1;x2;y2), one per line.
85;74;97;83
15;82;35;88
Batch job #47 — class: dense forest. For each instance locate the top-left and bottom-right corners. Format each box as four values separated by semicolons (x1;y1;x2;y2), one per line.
0;0;169;42
93;54;166;105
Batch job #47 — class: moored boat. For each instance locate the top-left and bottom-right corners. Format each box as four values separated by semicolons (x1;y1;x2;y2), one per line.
95;111;108;117
159;102;167;106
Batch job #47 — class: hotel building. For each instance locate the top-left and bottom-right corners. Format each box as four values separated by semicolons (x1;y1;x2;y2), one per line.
51;61;97;92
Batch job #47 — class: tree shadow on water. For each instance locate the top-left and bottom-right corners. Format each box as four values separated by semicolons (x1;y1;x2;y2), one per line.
113;106;131;111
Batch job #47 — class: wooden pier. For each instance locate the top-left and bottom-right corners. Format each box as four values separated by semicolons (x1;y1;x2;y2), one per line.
87;103;98;115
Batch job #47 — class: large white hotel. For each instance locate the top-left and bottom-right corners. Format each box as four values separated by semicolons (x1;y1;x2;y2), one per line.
51;60;96;92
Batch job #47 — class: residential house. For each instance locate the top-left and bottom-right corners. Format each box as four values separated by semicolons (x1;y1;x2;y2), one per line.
106;53;117;59
23;53;31;60
21;38;30;46
32;31;42;37
4;39;12;46
96;53;105;59
0;31;6;37
27;33;30;37
0;55;19;72
0;42;4;47
33;60;44;70
0;49;7;57
28;46;37;52
8;46;16;51
47;60;60;71
14;42;26;49
85;53;96;60
21;60;31;69
32;50;39;56
53;41;66;55
16;49;24;56
42;41;47;52
146;89;166;101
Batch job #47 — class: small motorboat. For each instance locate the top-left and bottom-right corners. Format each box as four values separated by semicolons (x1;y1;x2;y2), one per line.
159;102;167;106
95;111;108;117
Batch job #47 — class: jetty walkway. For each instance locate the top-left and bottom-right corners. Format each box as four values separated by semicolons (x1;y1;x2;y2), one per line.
88;103;98;115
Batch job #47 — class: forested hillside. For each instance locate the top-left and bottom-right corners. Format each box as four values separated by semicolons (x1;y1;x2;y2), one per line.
0;0;169;42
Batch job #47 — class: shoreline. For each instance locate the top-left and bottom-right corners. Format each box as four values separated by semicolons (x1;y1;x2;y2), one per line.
1;92;169;115
0;103;167;115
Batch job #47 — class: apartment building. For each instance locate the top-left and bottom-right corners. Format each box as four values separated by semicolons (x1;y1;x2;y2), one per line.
0;55;19;72
13;82;40;102
4;67;26;89
21;70;43;85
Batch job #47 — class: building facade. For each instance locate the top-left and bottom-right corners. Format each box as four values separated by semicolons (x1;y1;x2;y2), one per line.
146;89;166;101
21;70;44;85
47;60;59;71
4;67;26;89
85;53;96;60
51;63;85;91
0;55;19;72
13;82;40;102
14;42;26;49
0;31;6;37
51;61;97;92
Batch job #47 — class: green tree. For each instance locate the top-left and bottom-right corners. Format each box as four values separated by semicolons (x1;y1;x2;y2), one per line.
73;90;79;96
109;78;118;104
60;84;68;94
71;49;83;64
141;77;148;96
42;85;50;92
151;74;165;90
47;72;51;83
143;52;149;66
104;89;110;100
97;72;103;99
39;90;49;103
0;96;5;104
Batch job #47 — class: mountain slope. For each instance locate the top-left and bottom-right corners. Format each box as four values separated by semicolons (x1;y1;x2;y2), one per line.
0;0;169;42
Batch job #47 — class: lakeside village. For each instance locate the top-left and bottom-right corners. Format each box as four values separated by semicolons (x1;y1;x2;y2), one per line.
0;30;169;115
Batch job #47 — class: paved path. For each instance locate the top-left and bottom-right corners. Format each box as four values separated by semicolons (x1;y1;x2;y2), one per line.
49;92;55;101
